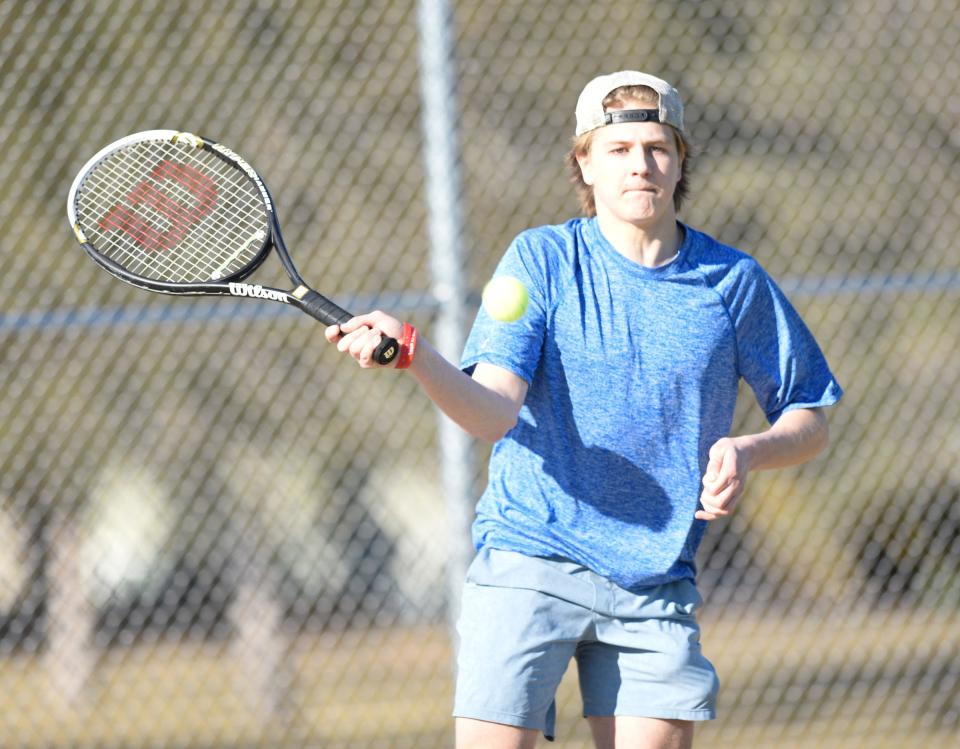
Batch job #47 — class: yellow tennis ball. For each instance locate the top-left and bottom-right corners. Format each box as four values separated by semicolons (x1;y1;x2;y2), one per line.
482;275;529;322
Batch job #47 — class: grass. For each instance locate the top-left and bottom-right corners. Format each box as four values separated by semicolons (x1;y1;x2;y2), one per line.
0;607;956;747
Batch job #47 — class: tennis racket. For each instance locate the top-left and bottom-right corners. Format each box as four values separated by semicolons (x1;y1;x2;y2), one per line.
66;129;399;364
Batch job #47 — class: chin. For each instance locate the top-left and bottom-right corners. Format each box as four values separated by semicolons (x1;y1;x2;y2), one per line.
622;210;662;226
619;200;660;221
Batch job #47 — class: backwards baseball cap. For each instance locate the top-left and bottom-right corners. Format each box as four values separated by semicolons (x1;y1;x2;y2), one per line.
575;71;684;136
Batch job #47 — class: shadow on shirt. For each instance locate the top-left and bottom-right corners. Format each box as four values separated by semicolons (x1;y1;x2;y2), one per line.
508;335;673;532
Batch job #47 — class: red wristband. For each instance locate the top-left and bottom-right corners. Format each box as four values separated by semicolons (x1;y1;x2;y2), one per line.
395;322;418;369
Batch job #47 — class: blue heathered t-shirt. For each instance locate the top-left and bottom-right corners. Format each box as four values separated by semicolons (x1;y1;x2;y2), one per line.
460;218;843;592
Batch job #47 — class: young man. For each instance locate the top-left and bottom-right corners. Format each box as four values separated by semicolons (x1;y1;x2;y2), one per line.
326;71;843;749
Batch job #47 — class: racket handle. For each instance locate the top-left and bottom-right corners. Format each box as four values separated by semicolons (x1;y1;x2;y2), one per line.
372;336;400;365
298;289;399;365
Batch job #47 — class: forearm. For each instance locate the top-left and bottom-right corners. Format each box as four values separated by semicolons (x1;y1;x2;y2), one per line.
325;313;525;442
733;407;830;472
698;407;830;520
407;337;522;443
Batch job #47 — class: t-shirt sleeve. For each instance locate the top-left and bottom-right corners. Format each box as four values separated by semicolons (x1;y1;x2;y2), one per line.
460;232;549;384
728;259;843;423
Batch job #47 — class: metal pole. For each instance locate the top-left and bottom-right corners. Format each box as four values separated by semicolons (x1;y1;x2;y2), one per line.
415;0;474;646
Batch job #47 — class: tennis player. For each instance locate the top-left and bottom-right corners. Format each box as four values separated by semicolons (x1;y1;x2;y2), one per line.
327;71;843;749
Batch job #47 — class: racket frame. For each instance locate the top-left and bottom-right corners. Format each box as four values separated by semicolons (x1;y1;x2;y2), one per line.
67;130;399;363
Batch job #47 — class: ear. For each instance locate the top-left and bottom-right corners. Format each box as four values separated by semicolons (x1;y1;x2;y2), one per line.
576;151;594;187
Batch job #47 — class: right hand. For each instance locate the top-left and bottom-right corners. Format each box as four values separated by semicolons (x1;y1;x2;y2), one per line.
323;311;404;369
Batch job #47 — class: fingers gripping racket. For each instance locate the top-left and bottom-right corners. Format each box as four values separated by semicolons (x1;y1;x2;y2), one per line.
66;130;399;364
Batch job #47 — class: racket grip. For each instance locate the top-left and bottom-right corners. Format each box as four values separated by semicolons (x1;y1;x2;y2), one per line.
299;289;399;365
372;336;400;365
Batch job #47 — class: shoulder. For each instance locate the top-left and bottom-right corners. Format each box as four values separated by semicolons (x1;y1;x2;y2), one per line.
681;226;772;300
506;217;592;290
683;226;764;278
510;217;590;263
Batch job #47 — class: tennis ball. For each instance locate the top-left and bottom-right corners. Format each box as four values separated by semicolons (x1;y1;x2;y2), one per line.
482;275;529;322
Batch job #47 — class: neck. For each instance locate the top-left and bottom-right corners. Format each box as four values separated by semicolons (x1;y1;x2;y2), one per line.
595;210;682;268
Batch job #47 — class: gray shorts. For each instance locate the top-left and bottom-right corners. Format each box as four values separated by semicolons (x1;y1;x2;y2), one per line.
453;548;719;740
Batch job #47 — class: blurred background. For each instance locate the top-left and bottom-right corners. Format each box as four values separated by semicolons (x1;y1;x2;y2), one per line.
0;1;958;747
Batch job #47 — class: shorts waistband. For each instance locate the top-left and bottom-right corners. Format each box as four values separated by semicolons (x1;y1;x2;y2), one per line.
468;548;701;619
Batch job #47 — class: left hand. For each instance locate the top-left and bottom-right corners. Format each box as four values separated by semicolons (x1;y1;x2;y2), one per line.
696;437;750;521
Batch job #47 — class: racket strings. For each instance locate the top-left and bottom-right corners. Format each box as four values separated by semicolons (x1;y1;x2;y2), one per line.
76;139;268;284
86;151;219;282
84;151;259;282
95;143;263;280
117;144;263;281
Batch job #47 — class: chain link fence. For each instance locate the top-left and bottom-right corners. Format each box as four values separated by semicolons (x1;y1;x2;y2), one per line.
1;1;958;746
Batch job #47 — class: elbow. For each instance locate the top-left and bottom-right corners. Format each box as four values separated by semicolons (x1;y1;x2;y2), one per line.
811;410;830;457
472;412;519;444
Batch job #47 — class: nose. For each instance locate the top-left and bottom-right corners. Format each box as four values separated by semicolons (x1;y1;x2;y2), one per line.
629;148;652;175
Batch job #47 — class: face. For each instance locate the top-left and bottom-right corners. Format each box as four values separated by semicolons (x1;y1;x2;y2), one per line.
577;118;683;229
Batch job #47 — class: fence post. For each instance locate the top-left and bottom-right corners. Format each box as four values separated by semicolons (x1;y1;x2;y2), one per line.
416;0;474;650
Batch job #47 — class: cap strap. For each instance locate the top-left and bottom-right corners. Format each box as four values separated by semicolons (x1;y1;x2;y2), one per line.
604;109;660;125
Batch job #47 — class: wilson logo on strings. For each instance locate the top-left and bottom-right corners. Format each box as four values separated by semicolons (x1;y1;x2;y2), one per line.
98;159;218;252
